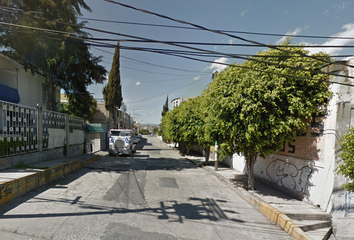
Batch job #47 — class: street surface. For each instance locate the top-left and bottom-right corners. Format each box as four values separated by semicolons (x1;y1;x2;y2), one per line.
0;135;294;240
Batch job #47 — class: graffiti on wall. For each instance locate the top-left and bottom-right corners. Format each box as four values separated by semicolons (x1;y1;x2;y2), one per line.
0;182;13;200
276;116;325;160
266;159;313;194
337;192;354;213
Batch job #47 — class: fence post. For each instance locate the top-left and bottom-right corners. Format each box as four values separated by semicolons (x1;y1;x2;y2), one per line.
65;113;69;151
37;105;43;152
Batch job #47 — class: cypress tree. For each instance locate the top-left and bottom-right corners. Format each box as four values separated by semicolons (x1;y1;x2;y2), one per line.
161;95;169;117
103;42;123;127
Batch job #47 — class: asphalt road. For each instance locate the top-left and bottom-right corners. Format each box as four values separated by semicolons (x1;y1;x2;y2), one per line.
0;135;294;240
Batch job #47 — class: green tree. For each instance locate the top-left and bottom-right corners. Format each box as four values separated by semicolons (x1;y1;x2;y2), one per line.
103;42;123;127
161;95;169;117
0;0;106;113
204;41;332;190
153;126;159;134
160;106;181;144
177;97;213;161
337;127;354;192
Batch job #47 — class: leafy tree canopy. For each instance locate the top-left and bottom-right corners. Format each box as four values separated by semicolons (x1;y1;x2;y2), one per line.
0;0;106;114
337;127;354;192
204;40;332;189
205;40;331;157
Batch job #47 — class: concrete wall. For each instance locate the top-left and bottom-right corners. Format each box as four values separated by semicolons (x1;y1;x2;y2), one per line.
48;129;65;149
232;153;246;173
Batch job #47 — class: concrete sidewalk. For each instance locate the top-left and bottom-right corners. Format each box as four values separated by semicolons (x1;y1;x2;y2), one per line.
184;154;334;240
0;152;104;207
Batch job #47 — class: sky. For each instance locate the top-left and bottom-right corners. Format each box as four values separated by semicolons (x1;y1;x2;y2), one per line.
82;0;354;125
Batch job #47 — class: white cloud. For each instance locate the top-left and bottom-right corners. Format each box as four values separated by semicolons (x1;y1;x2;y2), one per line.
206;57;228;73
323;10;330;16
334;2;350;11
277;27;303;44
240;9;248;17
136;82;141;86
305;23;354;55
229;38;236;44
194;75;200;81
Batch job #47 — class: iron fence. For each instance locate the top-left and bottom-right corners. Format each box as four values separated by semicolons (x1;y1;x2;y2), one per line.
0;100;85;157
0;101;38;156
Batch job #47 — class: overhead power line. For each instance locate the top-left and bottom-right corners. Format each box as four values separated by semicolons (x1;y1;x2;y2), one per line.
1;7;354;87
91;40;354;88
5;6;354;43
78;16;354;41
103;0;354;70
94;46;209;73
78;37;354;48
1;20;354;87
2;5;354;77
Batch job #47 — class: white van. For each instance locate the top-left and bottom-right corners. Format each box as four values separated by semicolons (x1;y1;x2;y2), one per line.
108;129;137;156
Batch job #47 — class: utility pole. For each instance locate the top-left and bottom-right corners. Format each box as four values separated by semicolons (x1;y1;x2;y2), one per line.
133;109;141;132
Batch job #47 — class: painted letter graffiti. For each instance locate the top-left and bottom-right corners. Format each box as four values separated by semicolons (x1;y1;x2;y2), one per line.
266;159;312;194
337;192;354;213
0;182;13;199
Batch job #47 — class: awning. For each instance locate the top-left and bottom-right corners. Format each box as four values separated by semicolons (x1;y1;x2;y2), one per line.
0;83;20;104
86;124;106;133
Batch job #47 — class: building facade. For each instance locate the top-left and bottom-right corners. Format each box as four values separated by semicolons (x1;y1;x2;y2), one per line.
0;53;60;110
171;97;193;109
86;100;134;151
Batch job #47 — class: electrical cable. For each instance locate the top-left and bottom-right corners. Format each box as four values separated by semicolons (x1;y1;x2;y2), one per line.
120;64;209;77
77;16;354;41
81;37;354;49
2;5;352;42
91;41;354;87
1;7;354;80
103;0;354;70
95;47;210;73
2;20;354;88
121;75;203;84
2;5;354;74
128;74;208;104
1;14;354;87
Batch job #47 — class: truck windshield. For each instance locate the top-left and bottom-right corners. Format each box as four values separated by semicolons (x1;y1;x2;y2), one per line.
110;130;131;137
120;131;131;136
110;131;120;136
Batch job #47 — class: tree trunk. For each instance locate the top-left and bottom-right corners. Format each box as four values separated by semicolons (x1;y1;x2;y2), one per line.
204;146;210;164
247;153;256;191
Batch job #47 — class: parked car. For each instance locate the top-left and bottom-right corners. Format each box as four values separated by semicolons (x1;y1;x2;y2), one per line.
133;136;140;144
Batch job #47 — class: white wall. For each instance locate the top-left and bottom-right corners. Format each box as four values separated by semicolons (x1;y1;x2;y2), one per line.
0;53;60;109
48;128;66;149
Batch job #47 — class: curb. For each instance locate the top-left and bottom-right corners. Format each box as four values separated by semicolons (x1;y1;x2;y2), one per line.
0;155;101;207
197;162;312;240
